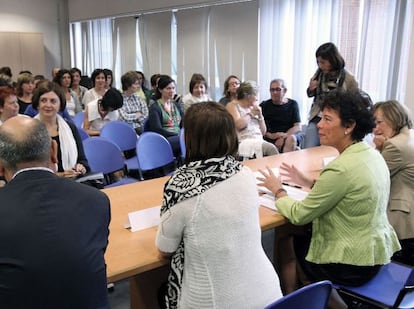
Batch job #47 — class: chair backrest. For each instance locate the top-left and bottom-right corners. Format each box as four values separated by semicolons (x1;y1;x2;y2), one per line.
83;137;126;174
265;280;332;309
179;128;186;158
77;127;90;141
73;111;85;128
136;132;175;171
100;121;138;152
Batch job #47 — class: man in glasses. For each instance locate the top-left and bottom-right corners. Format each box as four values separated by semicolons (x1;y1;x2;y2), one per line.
260;78;302;152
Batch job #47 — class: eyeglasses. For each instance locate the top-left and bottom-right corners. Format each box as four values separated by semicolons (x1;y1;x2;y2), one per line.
270;87;284;92
229;81;240;86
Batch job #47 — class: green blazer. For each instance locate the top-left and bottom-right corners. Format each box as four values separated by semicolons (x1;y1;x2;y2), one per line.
277;142;400;266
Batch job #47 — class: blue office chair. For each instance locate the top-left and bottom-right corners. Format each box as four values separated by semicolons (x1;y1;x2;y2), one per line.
73;111;85;128
336;261;414;309
83;137;138;188
100;121;140;172
77;127;90;141
136;132;176;180
264;280;332;309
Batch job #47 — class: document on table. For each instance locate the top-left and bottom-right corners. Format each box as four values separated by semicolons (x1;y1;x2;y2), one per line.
255;169;309;211
124;205;161;232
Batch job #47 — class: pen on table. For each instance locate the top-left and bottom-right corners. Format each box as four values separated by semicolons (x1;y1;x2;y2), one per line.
282;182;302;189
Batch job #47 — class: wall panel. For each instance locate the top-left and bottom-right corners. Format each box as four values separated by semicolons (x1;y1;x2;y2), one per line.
0;32;45;76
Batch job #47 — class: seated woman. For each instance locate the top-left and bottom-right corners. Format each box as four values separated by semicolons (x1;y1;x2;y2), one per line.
32;81;89;178
226;81;278;159
82;68;107;107
0;86;19;126
181;73;212;112
53;69;83;117
257;90;400;309
24;79;73;121
156;102;282;308
119;71;148;135
83;88;123;136
373;100;414;266
135;71;152;104
219;75;240;106
148;75;183;156
16;72;35;114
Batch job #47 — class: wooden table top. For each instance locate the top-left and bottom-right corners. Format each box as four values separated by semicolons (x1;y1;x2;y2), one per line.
103;145;338;282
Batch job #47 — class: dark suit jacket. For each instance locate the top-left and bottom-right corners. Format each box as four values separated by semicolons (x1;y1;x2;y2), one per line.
0;170;110;309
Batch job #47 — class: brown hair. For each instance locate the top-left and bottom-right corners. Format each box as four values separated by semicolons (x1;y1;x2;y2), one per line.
0;86;16;108
184;101;238;164
16;72;34;97
189;73;208;93
32;81;66;112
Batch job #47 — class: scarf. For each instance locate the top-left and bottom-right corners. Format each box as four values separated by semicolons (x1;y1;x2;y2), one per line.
160;155;243;309
35;114;78;170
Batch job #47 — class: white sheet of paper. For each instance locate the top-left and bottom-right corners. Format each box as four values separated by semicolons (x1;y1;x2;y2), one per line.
255;168;279;194
259;194;277;211
124;206;161;232
323;156;337;167
284;185;308;200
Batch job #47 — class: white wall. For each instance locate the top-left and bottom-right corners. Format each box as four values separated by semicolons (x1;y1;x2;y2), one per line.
0;0;70;78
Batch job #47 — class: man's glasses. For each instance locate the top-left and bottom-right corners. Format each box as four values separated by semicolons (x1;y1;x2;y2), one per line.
270;87;284;92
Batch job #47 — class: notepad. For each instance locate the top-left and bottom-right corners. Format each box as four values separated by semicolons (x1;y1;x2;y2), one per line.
124;206;161;232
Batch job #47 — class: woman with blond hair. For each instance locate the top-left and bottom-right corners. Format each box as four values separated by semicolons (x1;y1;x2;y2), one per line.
373;100;414;265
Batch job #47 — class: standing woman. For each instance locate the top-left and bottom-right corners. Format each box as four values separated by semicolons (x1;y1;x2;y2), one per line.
156;102;282;309
70;67;88;104
148;75;183;156
305;42;358;148
219;75;240;106
16;72;35;114
0;86;19;125
82;69;107;107
53;69;82;117
373;100;414;265
33;81;89;178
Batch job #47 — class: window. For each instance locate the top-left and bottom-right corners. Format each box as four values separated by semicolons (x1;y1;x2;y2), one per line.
69;0;412;118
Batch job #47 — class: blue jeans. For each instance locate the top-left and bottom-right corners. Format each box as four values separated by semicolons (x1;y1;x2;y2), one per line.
304;119;321;148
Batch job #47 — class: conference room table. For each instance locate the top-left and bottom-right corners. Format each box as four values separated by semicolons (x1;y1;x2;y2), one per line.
102;145;339;309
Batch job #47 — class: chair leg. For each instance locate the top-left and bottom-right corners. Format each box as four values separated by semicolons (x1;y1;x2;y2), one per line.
138;169;144;181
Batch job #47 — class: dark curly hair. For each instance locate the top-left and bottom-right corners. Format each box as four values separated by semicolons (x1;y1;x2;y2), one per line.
320;90;375;141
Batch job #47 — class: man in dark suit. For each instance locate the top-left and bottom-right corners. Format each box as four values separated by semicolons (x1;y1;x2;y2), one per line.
0;115;110;308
